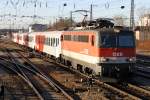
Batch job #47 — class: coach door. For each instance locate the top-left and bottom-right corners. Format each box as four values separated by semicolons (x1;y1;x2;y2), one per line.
35;35;45;52
24;35;29;46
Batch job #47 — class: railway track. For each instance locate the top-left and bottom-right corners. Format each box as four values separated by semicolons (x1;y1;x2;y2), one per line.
132;54;150;79
0;59;40;100
64;63;150;100
0;66;37;100
15;49;141;99
133;65;150;79
0;43;39;99
131;54;150;97
0;48;73;100
38;52;150;100
113;54;149;99
18;50;116;99
110;83;150;100
1;39;150;99
136;54;150;66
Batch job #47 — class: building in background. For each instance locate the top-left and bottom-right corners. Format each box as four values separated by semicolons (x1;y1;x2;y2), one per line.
29;24;48;32
136;14;150;41
138;14;150;26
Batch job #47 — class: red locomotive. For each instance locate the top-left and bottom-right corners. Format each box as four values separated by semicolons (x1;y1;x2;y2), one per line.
61;28;135;81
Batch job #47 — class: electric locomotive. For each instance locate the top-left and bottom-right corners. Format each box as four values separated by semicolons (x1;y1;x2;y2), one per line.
60;28;136;81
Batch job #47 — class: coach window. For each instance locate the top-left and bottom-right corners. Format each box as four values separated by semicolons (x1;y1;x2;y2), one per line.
57;38;59;46
48;38;50;45
73;35;76;41
47;38;49;45
75;35;78;41
64;35;71;41
44;38;46;45
54;38;56;46
57;38;58;46
50;38;51;46
45;38;47;45
49;38;51;46
51;38;53;46
46;38;48;45
64;35;67;40
55;38;58;47
50;38;52;46
48;38;49;46
69;35;71;41
55;38;57;46
47;38;48;45
53;38;55;46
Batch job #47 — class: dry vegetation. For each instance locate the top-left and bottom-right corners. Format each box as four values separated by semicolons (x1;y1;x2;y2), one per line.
48;18;72;31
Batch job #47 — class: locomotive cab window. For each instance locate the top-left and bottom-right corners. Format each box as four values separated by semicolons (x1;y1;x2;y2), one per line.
118;34;135;47
100;34;117;47
100;32;135;48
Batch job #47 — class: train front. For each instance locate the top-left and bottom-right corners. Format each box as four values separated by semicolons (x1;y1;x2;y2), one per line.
99;29;136;80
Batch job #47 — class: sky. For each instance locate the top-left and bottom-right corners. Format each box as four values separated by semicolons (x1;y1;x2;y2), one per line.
0;0;150;29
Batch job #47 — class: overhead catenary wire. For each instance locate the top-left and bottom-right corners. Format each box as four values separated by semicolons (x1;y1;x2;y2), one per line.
0;0;149;29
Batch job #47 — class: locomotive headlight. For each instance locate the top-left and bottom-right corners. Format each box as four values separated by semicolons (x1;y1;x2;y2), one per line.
127;57;136;62
101;57;109;62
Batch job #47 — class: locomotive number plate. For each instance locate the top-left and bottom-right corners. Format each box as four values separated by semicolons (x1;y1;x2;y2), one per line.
112;52;123;57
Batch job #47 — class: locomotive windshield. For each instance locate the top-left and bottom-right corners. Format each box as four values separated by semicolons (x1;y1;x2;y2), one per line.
118;35;134;47
100;31;135;48
101;35;116;47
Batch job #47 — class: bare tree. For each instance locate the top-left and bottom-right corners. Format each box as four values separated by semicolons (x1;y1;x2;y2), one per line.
48;18;74;30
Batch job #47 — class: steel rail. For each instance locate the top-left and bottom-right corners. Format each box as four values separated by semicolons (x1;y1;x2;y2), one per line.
0;61;44;100
128;84;150;98
45;58;141;100
4;49;45;100
2;42;141;99
0;49;74;100
4;48;60;91
10;47;140;99
15;50;74;100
